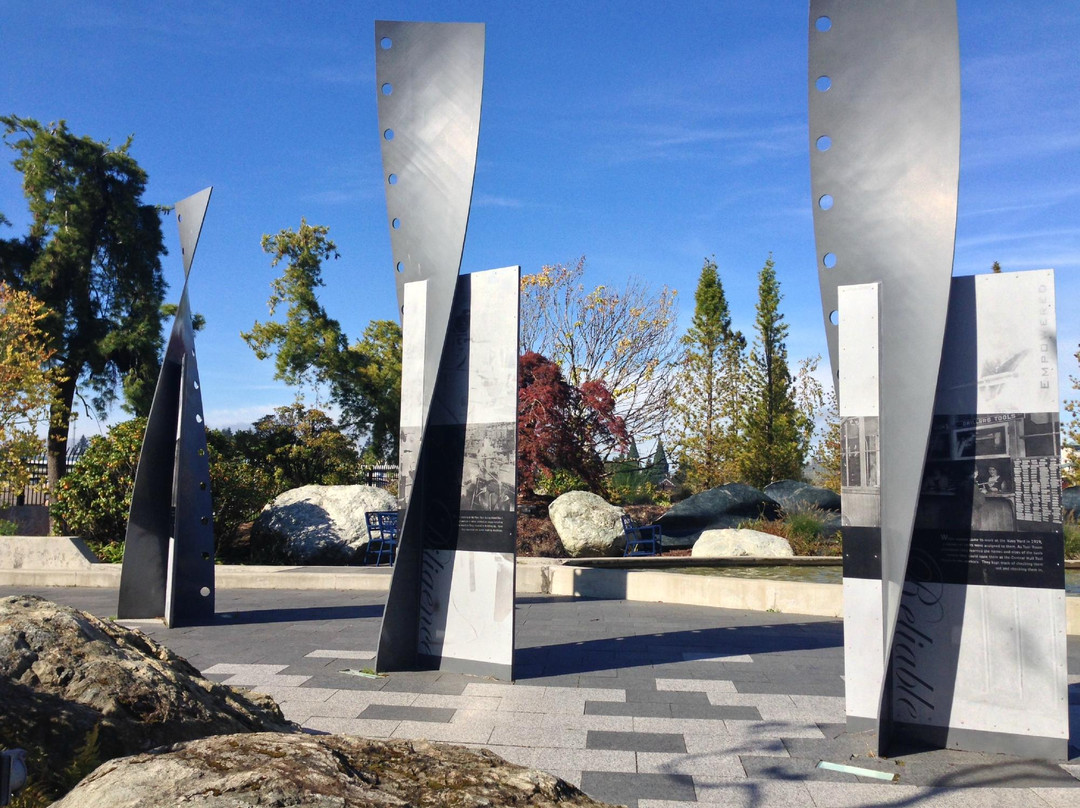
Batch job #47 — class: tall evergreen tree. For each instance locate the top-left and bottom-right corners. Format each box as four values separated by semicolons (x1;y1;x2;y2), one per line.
737;254;805;487
0;117;167;493
648;438;670;485
670;257;745;491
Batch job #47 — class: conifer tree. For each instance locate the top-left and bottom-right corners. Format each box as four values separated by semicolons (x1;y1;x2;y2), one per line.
737;254;805;488
0;116;168;492
670;257;745;492
648;439;670;486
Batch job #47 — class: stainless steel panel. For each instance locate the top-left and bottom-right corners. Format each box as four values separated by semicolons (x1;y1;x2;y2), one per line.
808;0;960;748
375;20;483;423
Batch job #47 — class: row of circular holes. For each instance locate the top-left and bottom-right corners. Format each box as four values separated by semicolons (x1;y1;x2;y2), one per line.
192;370;214;587
814;16;839;329
380;35;406;278
380;26;842;308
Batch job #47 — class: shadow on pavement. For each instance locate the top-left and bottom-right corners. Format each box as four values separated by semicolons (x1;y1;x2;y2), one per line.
212;604;384;625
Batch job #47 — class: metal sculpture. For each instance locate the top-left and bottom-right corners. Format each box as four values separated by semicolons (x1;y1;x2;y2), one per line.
815;2;1068;758
809;0;960;748
374;21;519;679
117;188;215;628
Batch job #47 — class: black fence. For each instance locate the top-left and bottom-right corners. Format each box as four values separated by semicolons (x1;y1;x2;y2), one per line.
361;464;398;490
0;449;86;508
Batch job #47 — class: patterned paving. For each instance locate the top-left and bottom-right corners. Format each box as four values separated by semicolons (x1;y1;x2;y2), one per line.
4;585;1079;807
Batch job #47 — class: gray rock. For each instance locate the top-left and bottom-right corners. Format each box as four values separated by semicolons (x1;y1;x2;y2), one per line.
251;484;397;563
657;483;781;547
0;595;294;796
691;528;794;558
763;479;841;513
1063;486;1079;517
548;491;625;557
54;732;619;808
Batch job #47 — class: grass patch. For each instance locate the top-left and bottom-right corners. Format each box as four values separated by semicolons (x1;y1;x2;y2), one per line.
1065;514;1080;560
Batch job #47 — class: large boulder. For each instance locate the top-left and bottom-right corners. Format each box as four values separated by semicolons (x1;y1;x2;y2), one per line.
251;484;397;563
549;491;625;557
0;596;294;797
54;733;618;808
657;483;781;547
691;528;794;558
763;479;841;514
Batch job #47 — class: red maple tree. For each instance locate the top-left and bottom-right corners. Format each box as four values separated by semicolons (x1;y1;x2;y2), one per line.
517;351;627;496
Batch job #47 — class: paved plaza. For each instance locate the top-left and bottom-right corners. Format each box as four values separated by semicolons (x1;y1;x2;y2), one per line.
4;583;1079;807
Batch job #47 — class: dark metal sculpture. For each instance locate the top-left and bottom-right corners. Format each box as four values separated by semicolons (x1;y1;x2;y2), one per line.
373;22;519;679
117;188;215;627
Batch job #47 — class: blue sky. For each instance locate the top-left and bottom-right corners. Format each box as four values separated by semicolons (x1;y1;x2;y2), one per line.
2;1;1078;439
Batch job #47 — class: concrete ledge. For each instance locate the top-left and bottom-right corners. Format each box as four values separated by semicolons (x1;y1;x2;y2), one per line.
518;564;844;618
3;552;1077;634
0;536;99;569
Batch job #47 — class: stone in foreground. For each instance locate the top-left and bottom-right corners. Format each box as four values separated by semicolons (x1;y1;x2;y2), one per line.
548;491;626;557
53;732;620;808
691;528;794;558
0;595;294;781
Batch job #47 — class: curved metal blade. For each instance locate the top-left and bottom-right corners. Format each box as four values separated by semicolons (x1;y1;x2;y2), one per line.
175;187;212;280
375;20;484;423
809;0;960;743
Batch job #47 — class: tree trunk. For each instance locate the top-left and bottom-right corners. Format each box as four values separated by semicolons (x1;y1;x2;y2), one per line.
46;372;78;534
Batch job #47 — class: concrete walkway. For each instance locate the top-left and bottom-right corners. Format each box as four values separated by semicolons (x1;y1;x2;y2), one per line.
3;583;1079;808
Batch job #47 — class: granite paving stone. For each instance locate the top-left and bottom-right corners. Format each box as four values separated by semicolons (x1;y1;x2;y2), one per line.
488;725;589;749
531;748;637;774
690;778;815;805
580;771;696;808
358;704;456;723
635;751;745;778
588;730;687;753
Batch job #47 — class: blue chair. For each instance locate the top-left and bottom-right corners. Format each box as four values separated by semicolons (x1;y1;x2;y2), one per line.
364;510;399;566
621;514;661;557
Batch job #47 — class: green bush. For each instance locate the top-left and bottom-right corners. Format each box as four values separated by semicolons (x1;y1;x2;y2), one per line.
534;469;589;498
51;419;145;543
0;517;17;535
53;419;281;562
1064;514;1080;560
208;453;279;562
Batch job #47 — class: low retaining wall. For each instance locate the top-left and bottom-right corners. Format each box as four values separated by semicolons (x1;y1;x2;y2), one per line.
3;538;1078;633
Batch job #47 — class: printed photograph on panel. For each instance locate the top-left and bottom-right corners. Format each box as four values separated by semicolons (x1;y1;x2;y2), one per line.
841;415;880;527
460;422;516;512
916;413;1061;532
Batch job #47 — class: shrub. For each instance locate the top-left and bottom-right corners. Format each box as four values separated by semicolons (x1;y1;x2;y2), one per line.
1065;514;1079;561
53;419;282;561
738;504;841;557
51;419;145;543
0;518;17;536
534;468;590;498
